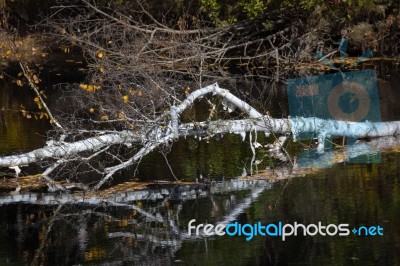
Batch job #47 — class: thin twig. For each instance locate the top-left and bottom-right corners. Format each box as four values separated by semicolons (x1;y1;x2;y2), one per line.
161;151;180;182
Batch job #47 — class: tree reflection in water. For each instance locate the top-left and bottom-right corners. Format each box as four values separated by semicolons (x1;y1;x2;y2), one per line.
0;148;399;265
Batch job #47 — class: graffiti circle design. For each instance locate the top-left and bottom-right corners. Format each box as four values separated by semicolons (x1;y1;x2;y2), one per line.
327;81;370;122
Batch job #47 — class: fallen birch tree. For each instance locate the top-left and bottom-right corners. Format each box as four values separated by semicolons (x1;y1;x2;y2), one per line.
1;83;400;190
5;0;397;192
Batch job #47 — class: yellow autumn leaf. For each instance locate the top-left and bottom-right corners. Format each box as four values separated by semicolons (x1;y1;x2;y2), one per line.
122;95;129;103
184;86;191;96
32;75;40;84
118;112;125;119
40;113;49;119
118;219;129;227
101;115;109;121
16;79;23;87
84;247;106;261
87;85;95;91
5;50;11;56
89;108;95;113
97;52;104;58
33;97;42;109
79;84;101;92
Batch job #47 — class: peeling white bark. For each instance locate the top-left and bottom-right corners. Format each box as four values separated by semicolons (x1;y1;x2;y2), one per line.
0;131;137;167
290;116;400;151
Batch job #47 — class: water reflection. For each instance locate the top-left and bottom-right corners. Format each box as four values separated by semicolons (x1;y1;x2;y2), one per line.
0;80;49;155
0;152;399;265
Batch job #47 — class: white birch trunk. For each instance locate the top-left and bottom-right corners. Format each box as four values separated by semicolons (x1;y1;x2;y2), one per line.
0;131;137;167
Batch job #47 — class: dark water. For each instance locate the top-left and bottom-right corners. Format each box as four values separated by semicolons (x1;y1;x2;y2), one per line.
0;80;50;154
0;157;399;265
1;63;400;265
